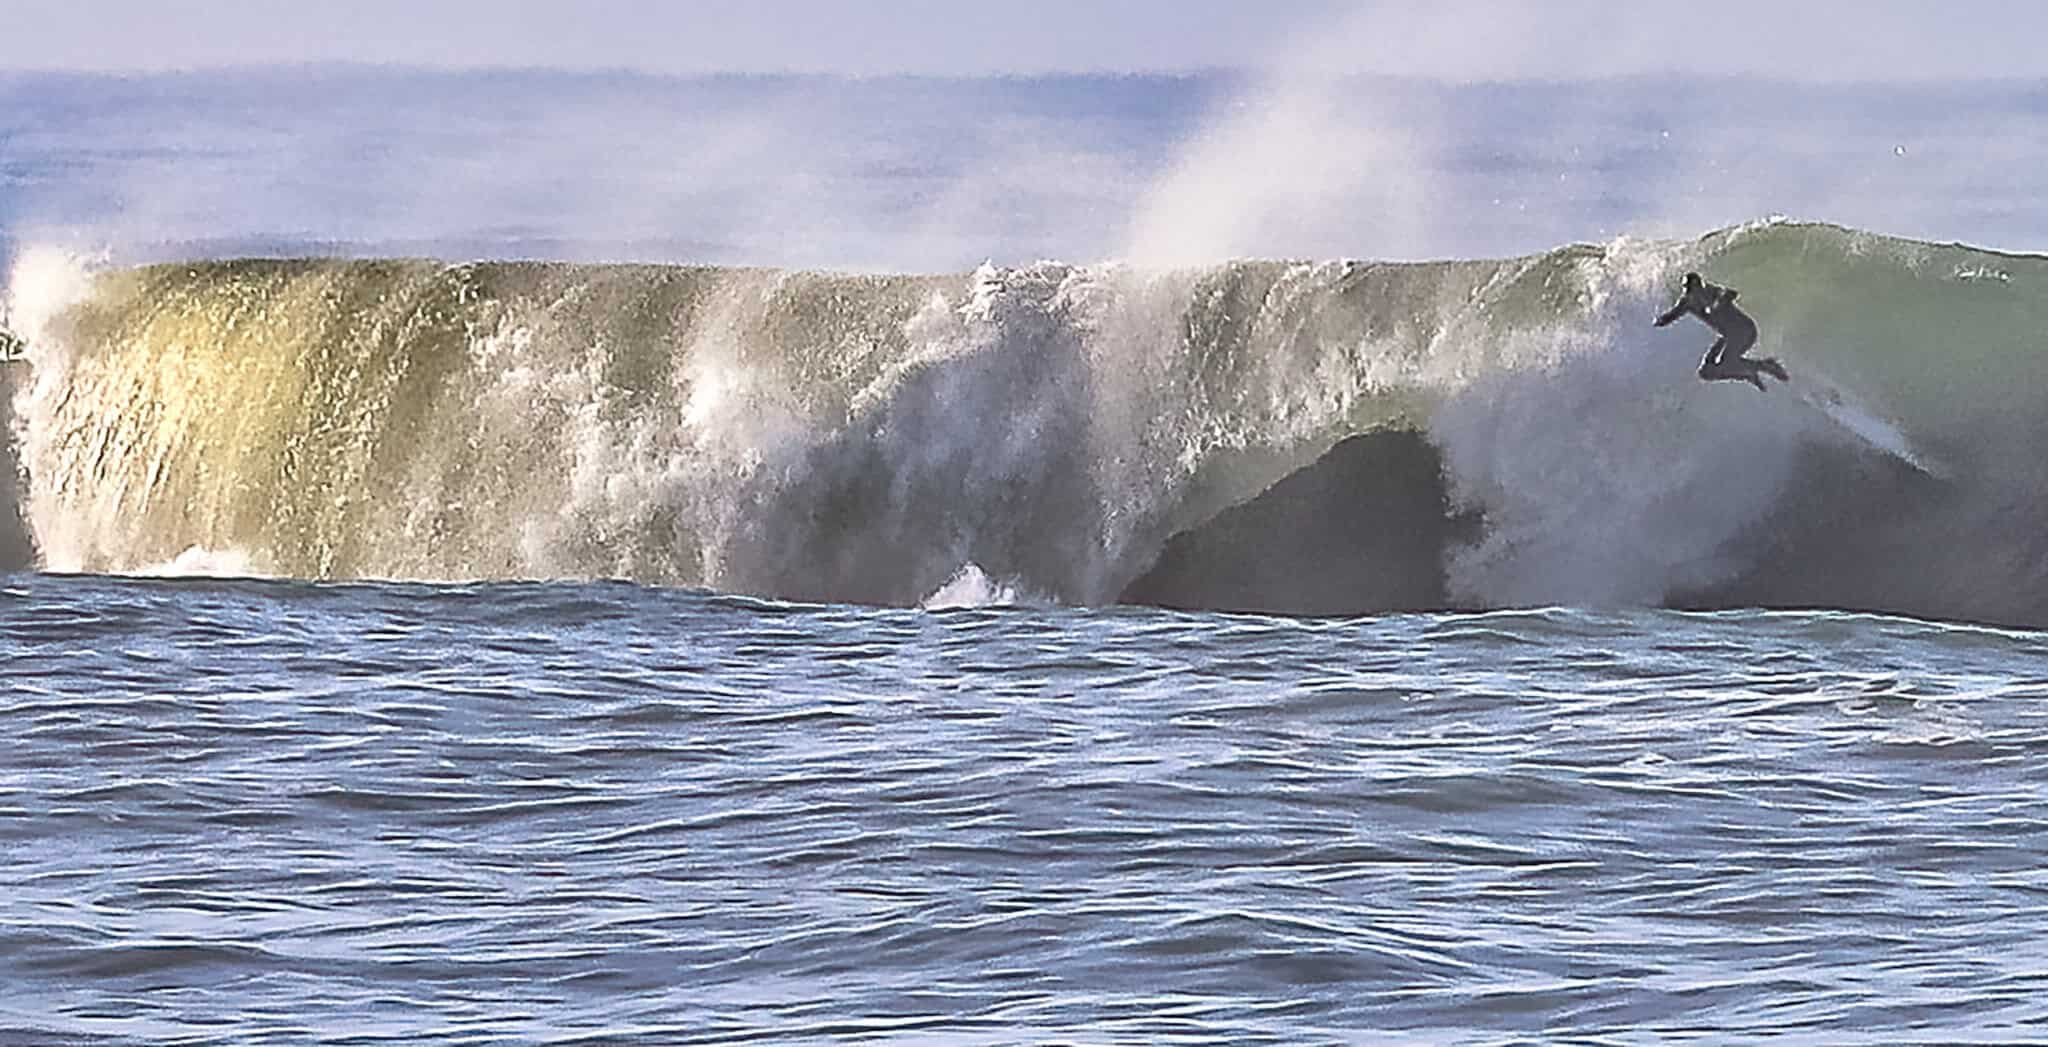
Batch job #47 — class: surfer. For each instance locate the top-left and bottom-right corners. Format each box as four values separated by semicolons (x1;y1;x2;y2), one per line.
1653;272;1787;390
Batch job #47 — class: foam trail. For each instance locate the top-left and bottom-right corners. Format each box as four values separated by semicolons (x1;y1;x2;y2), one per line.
1791;376;1942;477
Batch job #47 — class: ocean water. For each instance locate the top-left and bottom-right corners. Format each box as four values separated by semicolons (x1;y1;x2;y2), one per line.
5;574;2047;1043
4;68;2048;1042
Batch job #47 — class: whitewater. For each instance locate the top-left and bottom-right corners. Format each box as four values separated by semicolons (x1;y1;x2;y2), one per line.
3;69;2047;1043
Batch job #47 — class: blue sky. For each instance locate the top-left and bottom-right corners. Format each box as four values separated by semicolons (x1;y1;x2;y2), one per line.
5;1;2047;80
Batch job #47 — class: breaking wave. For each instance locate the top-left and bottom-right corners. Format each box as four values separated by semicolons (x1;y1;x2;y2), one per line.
6;222;2046;625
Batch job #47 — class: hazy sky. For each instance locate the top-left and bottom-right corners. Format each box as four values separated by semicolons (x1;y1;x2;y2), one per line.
5;1;2046;80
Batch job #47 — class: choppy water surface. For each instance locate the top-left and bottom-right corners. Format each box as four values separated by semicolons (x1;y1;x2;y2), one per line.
4;573;2046;1042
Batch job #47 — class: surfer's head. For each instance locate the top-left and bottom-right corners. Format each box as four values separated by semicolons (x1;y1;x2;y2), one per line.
1683;271;1703;289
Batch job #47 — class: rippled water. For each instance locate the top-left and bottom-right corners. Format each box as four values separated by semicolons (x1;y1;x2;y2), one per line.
4;574;2046;1043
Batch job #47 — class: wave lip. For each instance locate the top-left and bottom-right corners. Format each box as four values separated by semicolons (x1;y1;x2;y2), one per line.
5;222;2045;625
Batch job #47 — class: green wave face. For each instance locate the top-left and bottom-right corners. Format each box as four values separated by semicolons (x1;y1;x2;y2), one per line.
8;223;2047;622
1706;222;2048;437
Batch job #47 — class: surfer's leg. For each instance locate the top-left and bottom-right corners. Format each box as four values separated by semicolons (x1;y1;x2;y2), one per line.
1721;322;1756;360
1697;338;1728;381
1699;339;1763;389
1719;324;1784;384
1705;318;1766;389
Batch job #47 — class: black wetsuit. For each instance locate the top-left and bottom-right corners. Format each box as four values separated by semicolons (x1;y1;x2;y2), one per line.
1654;279;1782;389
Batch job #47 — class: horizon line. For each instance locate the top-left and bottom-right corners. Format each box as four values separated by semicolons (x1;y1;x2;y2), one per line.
3;62;2045;89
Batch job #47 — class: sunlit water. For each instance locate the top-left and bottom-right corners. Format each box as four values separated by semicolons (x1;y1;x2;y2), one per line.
4;574;2045;1042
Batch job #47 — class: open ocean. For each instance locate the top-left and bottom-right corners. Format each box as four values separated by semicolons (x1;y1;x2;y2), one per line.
3;68;2048;1042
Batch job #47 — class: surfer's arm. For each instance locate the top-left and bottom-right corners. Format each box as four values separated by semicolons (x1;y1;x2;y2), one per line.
1652;300;1687;327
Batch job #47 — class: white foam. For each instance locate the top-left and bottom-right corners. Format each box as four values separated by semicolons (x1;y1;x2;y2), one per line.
920;562;1025;610
4;245;101;351
6;246;106;573
132;545;267;579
